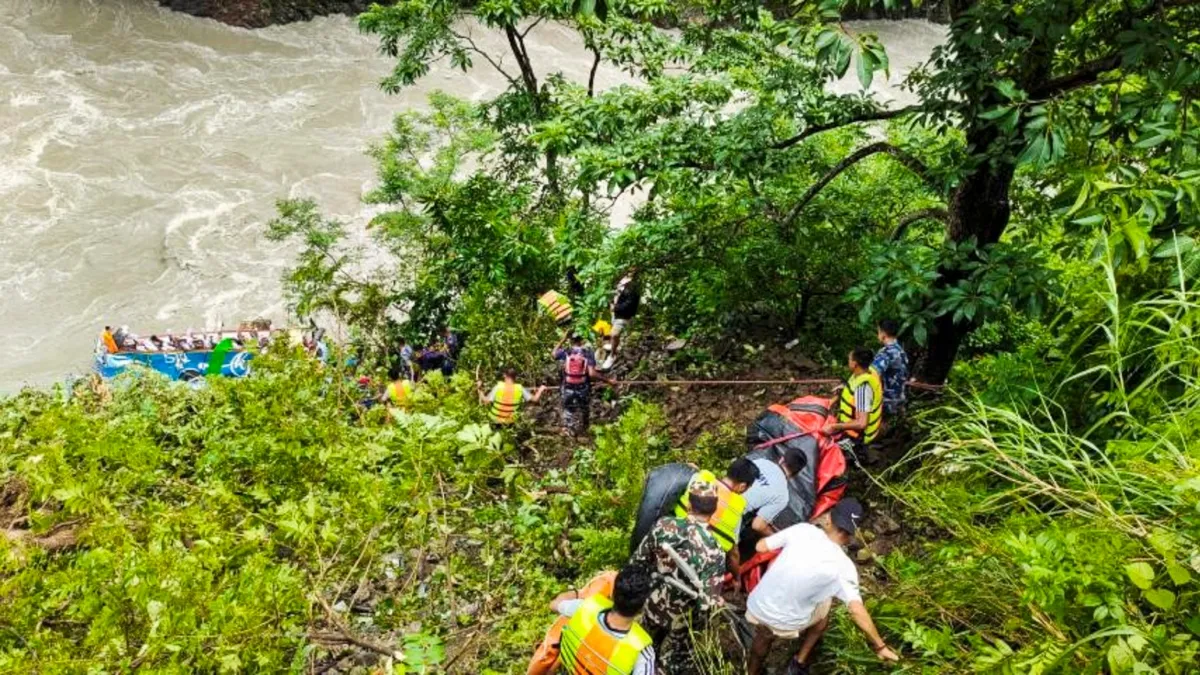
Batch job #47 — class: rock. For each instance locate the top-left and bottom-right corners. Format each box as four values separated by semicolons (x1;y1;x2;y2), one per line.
157;0;373;28
873;511;902;535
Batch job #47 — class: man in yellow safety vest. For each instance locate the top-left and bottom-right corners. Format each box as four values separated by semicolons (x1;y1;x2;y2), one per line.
478;368;546;426
822;347;883;459
382;365;416;409
675;458;761;571
550;564;657;675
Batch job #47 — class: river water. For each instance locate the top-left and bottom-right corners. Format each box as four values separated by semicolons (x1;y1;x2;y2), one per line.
0;0;944;391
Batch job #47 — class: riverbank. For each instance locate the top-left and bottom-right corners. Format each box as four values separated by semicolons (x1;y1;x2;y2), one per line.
156;0;371;28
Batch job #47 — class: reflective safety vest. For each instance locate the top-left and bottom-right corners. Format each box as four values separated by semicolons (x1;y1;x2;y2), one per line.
560;595;652;675
837;370;882;445
387;379;414;406
539;290;574;326
675;470;747;552
489;381;525;424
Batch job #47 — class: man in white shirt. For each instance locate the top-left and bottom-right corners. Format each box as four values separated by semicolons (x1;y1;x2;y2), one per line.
745;499;899;675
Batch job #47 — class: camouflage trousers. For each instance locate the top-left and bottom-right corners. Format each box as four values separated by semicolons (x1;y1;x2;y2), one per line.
643;613;710;675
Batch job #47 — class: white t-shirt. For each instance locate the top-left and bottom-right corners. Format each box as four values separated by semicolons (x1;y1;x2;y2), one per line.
742;458;790;524
745;523;862;631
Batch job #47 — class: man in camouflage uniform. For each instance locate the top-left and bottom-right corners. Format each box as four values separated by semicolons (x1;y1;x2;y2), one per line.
629;476;726;675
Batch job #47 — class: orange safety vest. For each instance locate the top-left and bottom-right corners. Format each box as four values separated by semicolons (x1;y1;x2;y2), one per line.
539;290;574;326
489;381;526;424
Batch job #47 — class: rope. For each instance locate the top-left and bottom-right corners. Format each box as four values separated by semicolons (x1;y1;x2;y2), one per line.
613;378;843;386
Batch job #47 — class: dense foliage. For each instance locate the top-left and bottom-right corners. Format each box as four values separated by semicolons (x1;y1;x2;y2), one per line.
5;0;1200;673
0;355;722;672
265;0;1200;382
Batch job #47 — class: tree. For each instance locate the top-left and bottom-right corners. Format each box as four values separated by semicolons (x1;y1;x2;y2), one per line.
357;0;1199;381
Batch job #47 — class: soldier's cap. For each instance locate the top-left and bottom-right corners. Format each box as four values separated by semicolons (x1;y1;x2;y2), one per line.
687;475;718;498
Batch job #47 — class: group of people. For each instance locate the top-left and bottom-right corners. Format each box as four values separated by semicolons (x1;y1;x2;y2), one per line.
100;325;276;354
535;470;899;675
527;317;912;674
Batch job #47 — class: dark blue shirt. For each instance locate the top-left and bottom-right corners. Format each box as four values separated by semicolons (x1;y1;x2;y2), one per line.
872;340;909;413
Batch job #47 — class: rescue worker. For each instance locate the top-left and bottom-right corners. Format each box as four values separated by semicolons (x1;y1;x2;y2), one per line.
599;269;641;371
553;333;613;436
477;368;546;426
675;458;760;572
538;289;574;328
743;447;808;538
822;347;883;459
550;564;657;675
381;365;415;409
629;476;725;674
872;319;910;417
745;499;899;675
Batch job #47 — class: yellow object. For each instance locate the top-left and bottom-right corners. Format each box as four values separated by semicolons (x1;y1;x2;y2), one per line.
837;370;882;444
675;470;747;552
387;379;415;406
538;290;573;326
592;319;613;337
560;595;652;675
489;381;526;424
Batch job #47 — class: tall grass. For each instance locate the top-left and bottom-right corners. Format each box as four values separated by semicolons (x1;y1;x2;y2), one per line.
878;261;1200;673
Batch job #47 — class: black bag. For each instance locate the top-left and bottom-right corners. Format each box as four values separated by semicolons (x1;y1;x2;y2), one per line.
629;462;695;553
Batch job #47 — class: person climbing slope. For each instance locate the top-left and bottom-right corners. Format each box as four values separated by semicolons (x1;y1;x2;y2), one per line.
745;499;899;675
599;268;641;371
553;333;613;436
630;476;726;675
478;368;545;427
551;564;657;675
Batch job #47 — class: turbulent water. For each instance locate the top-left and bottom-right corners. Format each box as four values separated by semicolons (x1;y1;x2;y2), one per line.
0;0;944;391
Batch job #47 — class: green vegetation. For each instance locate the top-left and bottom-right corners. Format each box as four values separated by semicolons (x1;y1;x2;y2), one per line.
3;0;1200;673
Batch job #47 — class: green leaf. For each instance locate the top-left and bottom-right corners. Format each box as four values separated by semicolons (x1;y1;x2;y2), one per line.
1126;562;1155;589
1166;563;1192;587
1153;235;1195;259
856;50;873;89
1143;588;1175;611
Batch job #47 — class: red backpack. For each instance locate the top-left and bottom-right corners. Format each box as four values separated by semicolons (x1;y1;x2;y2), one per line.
563;348;589;386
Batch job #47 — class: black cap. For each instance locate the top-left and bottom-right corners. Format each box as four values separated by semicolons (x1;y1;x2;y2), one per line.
830;498;864;535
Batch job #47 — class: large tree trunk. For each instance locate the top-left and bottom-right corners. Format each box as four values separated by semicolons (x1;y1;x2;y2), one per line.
917;136;1015;384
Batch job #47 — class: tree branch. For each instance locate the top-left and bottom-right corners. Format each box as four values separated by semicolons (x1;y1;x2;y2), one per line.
1031;0;1200;99
587;46;601;98
770;106;921;151
1030;52;1124;99
779;142;937;231
449;29;521;90
891;208;949;241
